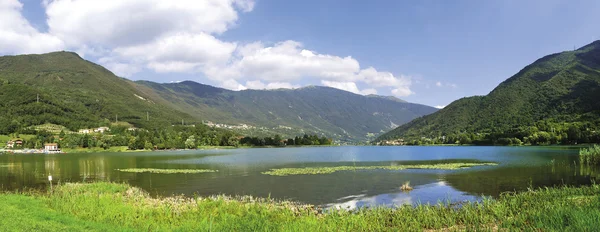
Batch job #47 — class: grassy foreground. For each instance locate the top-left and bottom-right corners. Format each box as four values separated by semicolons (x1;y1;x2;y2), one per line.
262;163;497;176
1;182;599;231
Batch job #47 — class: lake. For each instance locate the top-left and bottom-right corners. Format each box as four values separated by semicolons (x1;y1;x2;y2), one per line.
1;146;597;209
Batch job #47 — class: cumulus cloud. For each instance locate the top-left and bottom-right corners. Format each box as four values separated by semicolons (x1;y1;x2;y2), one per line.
321;81;378;95
0;0;64;54
435;105;446;109
114;33;237;73
0;0;415;97
44;0;254;47
212;41;412;96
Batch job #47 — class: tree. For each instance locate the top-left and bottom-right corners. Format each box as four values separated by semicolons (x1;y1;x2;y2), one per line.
567;125;581;144
185;135;196;149
227;136;240;147
144;141;154;150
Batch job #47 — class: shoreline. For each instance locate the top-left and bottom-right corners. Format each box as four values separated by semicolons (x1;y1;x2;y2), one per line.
1;144;590;154
1;182;598;231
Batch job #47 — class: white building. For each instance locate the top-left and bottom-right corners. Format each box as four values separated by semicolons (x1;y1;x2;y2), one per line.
44;143;59;151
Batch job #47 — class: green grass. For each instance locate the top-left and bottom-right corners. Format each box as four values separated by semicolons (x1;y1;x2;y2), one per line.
580;145;600;165
0;193;128;231
0;182;598;231
116;168;218;174
261;162;498;176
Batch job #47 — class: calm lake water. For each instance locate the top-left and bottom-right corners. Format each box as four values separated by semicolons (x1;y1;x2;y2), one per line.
1;146;598;209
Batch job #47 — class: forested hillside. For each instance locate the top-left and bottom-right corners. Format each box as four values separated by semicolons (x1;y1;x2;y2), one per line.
377;40;600;145
0;52;199;134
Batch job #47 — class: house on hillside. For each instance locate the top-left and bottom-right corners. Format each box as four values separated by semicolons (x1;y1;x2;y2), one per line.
78;129;91;134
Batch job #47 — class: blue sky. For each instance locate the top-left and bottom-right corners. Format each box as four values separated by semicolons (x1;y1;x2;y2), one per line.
2;0;600;108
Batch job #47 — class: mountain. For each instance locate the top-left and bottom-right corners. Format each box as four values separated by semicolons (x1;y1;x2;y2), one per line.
0;51;437;141
376;40;600;145
0;52;199;134
132;81;438;142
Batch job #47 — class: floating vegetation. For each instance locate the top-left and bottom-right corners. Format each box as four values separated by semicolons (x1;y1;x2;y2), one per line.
116;168;218;174
579;145;600;166
262;163;497;176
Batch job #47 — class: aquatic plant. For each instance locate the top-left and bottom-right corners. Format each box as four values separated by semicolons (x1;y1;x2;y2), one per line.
580;145;600;165
261;162;497;176
116;168;217;174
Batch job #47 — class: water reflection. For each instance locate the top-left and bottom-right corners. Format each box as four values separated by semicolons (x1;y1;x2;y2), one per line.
0;146;596;208
327;181;480;210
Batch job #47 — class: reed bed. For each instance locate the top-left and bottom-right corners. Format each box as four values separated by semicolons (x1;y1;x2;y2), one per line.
580;145;600;165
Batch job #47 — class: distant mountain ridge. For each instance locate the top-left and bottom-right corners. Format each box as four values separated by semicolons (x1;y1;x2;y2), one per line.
0;51;437;141
133;80;438;142
377;40;600;144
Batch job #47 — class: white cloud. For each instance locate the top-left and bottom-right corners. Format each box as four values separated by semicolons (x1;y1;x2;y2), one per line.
435;105;446;109
0;0;64;54
113;33;237;73
245;80;298;89
435;81;458;88
221;79;246;91
98;56;141;77
321;81;378;95
0;0;415;97
45;0;254;47
210;41;412;96
222;40;360;82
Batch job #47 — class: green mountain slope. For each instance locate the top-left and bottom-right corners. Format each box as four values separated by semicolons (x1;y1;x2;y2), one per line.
0;52;198;134
133;81;438;142
377;40;600;145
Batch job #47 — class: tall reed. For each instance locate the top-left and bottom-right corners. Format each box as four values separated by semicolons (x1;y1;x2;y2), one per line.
579;145;600;165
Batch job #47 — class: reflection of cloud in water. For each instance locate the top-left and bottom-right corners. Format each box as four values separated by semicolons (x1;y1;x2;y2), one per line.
326;181;480;210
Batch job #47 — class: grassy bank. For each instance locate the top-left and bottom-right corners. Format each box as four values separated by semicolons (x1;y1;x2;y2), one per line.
262;162;497;176
1;182;599;231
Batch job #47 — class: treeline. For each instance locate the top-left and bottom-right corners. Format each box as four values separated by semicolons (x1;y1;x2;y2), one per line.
11;125;237;150
240;134;333;147
10;125;333;150
394;120;600;146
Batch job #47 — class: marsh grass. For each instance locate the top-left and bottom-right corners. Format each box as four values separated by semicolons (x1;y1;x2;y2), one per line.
262;162;497;176
116;168;218;174
580;145;600;165
0;182;595;231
